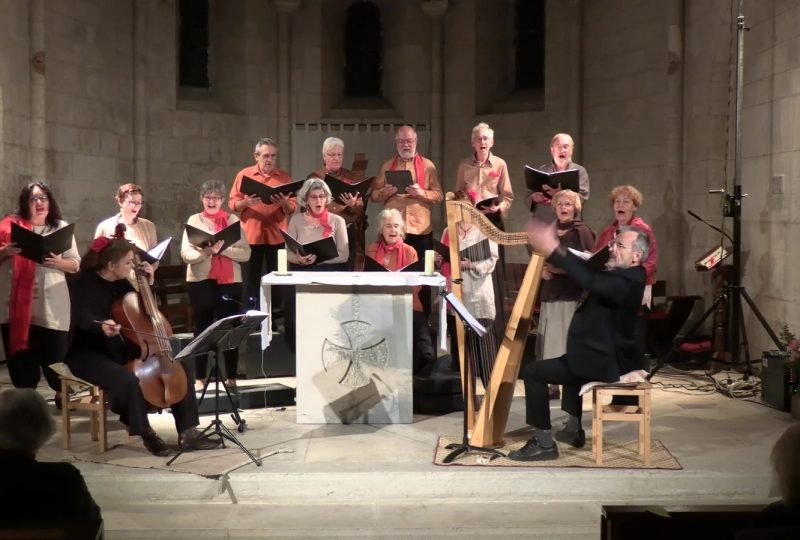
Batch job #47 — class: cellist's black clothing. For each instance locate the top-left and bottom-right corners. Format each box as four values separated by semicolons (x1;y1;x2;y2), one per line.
66;271;199;437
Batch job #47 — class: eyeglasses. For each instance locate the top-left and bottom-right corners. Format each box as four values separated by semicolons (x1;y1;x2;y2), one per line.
30;195;49;203
257;153;278;159
124;199;143;207
396;138;417;145
608;240;633;250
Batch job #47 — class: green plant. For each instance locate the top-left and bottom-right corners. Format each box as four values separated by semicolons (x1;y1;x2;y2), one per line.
778;324;798;352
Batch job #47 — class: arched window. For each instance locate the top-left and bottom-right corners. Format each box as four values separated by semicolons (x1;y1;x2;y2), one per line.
344;2;382;97
514;0;545;91
178;0;210;88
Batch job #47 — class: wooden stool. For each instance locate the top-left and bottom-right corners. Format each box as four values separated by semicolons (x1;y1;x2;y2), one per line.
591;382;652;466
49;362;112;452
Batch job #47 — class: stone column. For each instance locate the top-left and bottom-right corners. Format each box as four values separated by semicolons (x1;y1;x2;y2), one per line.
273;0;301;166
421;0;447;229
421;0;447;171
29;0;45;179
132;0;148;187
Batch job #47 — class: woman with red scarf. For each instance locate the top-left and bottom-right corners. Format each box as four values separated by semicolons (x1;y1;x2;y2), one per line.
366;209;436;376
181;180;251;390
0;183;80;394
283;177;349;352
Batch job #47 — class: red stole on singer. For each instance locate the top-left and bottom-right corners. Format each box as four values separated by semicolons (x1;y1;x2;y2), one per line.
374;238;408;271
202;210;235;285
0;215;36;353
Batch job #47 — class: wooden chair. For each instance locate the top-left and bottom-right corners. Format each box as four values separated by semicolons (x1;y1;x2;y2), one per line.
591;382;652;466
153;264;193;333
50;363;123;453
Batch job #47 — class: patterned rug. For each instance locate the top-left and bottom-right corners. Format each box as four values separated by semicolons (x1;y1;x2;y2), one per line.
433;435;682;469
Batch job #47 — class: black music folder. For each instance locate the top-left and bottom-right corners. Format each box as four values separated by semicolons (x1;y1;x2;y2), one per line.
568;245;610;272
185;222;241;253
240;176;303;200
11;222;74;264
134;237;171;265
433;238;451;264
323;174;375;202
280;230;338;264
524;166;580;194
363;256;425;273
385;170;414;191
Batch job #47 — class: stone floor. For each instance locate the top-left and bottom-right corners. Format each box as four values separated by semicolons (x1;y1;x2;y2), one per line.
1;363;794;539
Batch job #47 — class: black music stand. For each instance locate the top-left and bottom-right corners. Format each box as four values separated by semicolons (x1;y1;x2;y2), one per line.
440;291;505;463
167;312;267;467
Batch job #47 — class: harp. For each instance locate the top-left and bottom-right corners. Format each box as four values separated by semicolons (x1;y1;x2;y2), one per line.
445;194;545;447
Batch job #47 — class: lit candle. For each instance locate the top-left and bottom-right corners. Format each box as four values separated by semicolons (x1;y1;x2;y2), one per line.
277;249;288;274
424;250;435;275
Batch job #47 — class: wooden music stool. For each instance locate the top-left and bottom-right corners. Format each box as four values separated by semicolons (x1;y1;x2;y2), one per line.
591;382;652;466
51;363;115;452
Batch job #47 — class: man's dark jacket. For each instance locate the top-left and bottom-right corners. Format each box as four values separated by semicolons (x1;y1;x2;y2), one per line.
548;249;645;382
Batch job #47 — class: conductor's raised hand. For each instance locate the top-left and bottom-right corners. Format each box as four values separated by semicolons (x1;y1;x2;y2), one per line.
526;218;559;258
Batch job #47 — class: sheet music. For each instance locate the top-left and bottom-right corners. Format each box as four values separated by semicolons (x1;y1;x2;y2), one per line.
442;292;486;336
175;310;268;360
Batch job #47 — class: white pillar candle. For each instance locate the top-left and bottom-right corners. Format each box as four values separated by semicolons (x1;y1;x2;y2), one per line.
277;249;288;274
424;250;435;275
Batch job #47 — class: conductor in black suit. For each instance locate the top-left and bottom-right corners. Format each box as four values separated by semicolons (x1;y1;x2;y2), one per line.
509;224;648;462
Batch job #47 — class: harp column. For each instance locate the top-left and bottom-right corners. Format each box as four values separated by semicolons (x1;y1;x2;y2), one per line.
273;0;301;161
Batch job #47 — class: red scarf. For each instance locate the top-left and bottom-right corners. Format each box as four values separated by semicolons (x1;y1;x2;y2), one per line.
374;237;408;271
0;215;36;353
390;154;426;190
307;208;333;238
202;210;235;285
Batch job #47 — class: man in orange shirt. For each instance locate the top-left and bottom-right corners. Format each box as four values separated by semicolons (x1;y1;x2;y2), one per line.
229;137;296;310
370;125;443;315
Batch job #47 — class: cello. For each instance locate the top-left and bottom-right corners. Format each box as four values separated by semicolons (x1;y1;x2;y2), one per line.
112;253;188;409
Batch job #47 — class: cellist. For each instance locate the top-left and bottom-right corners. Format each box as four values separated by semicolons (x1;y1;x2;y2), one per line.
65;230;218;456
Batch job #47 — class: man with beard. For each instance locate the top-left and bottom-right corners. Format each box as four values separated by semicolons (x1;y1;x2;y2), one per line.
528;133;590;218
509;224;647;462
370;125;443;315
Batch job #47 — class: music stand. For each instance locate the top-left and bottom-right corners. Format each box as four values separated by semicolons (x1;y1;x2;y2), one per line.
440;291;505;463
167;312;267;467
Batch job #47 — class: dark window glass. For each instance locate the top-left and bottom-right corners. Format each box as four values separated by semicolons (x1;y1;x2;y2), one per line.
344;2;382;97
514;0;545;91
179;0;210;88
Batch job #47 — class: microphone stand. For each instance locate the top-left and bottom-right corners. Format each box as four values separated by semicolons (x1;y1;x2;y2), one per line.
648;2;782;381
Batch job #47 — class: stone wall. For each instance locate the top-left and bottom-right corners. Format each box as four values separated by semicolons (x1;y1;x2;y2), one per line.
0;0;798;358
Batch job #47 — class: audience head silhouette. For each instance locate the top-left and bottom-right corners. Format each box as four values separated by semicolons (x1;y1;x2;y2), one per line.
0;387;55;454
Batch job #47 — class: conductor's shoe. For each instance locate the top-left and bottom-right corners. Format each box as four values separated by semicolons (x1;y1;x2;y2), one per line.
508;437;559;462
179;427;221;451
554;427;586;449
142;429;170;457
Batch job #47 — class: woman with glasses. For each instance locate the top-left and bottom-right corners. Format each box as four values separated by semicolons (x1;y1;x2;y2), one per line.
95;183;157;255
283;177;349;352
595;184;658;372
537;190;595;399
181;180;251;390
0;183;80;395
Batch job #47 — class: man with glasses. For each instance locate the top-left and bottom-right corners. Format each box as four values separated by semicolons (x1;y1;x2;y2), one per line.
228;137;296;311
527;133;590;219
370;125;443;315
509;224;648;461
